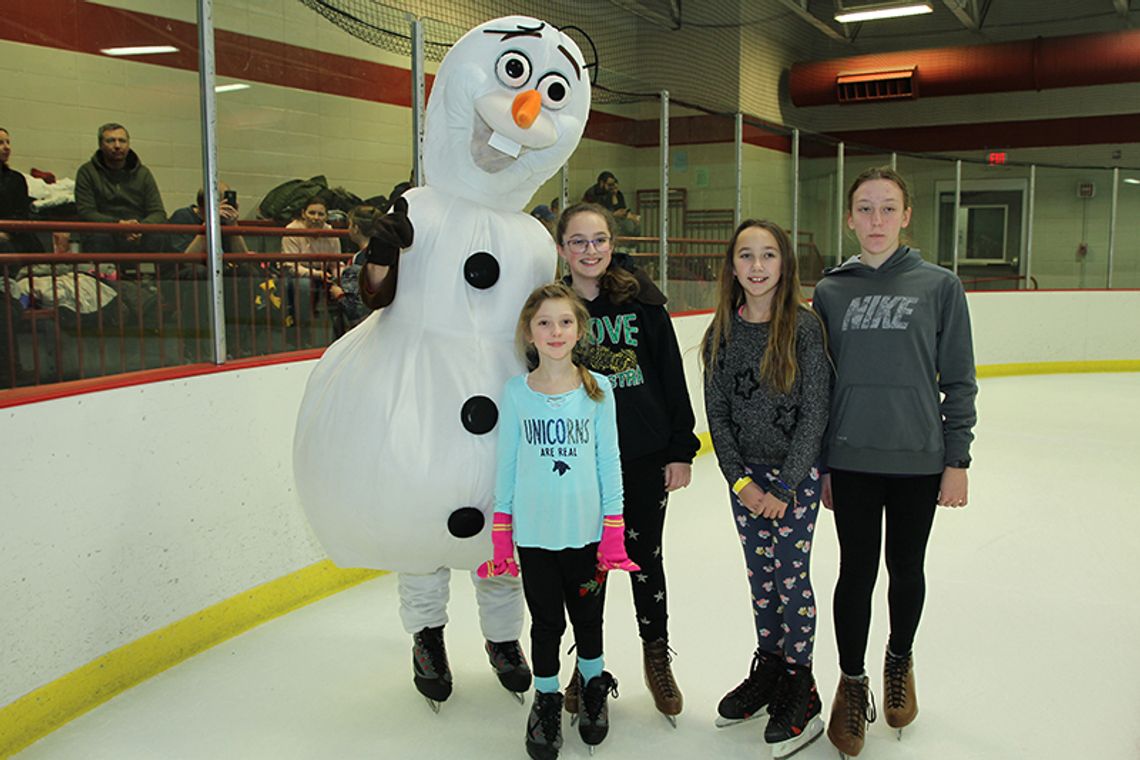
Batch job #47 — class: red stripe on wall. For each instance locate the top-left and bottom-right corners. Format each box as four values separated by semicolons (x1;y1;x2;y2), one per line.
5;0;417;108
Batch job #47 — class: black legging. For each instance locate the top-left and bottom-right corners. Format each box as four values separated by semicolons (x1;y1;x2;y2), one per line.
519;544;604;679
831;469;940;676
618;452;671;642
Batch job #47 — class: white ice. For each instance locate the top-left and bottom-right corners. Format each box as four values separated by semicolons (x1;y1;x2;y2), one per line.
16;373;1140;759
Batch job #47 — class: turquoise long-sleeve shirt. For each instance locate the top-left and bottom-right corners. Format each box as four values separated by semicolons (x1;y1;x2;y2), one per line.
494;371;624;550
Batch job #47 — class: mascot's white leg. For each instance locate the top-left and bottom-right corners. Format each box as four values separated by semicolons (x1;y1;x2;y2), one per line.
398;569;451;633
471;571;524;642
472;571;531;701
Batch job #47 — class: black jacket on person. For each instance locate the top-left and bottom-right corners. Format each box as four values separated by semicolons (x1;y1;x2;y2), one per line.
0;164;43;252
565;259;700;465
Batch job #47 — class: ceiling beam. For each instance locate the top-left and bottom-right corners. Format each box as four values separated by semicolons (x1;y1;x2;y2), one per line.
773;0;847;42
941;0;980;29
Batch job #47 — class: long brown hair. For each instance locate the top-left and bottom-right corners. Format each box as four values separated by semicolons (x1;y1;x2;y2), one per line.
556;202;639;304
701;220;816;395
515;282;604;402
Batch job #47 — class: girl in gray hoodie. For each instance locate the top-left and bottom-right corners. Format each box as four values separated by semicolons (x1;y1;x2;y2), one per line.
812;167;977;758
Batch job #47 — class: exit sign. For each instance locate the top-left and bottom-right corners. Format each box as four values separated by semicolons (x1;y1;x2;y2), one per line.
987;152;1007;165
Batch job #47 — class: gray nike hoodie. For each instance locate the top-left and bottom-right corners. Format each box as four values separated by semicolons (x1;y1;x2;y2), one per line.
812;246;977;475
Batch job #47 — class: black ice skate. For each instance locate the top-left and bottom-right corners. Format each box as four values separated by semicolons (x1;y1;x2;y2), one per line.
486;639;532;703
411;625;452;712
716;647;783;727
764;663;824;760
526;690;564;760
578;671;619;754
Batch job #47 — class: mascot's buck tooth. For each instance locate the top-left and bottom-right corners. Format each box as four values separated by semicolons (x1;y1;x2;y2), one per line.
293;16;591;711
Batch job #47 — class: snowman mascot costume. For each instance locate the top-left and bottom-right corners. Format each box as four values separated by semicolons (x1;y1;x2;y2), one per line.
293;16;591;711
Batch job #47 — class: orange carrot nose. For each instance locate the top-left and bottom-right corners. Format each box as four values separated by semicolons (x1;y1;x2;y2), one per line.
512;90;542;129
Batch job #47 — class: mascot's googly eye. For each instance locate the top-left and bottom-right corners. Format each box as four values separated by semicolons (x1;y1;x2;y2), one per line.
495;50;532;88
536;73;571;110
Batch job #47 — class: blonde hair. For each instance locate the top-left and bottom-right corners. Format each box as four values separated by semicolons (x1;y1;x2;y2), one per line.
701;219;823;395
515;282;604;402
556;203;639;304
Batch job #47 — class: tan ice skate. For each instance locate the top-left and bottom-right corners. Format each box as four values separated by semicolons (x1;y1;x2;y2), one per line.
642;638;683;727
826;673;876;758
883;649;918;738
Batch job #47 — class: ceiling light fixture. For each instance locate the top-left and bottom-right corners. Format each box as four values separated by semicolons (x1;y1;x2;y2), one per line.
214;83;251;93
1124;178;1140;185
100;45;179;56
835;1;934;23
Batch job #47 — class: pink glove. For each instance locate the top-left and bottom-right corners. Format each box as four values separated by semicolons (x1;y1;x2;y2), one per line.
597;516;640;573
477;512;519;579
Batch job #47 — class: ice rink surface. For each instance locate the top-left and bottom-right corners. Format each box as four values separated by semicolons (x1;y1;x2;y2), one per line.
17;373;1140;759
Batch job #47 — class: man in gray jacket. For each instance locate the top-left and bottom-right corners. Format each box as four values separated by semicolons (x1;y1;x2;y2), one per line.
75;123;166;256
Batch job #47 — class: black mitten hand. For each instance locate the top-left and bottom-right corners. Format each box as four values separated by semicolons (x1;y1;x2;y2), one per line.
365;196;414;266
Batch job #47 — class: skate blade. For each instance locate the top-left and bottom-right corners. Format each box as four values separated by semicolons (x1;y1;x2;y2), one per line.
714;709;766;728
511;691;525;705
771;715;823;760
424;697;441;714
896;727;903;741
663;713;678;729
570;714;579;726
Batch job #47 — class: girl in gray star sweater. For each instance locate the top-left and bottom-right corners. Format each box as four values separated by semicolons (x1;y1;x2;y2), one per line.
701;219;831;757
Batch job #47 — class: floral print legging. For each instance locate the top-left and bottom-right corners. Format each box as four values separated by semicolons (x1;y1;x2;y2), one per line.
729;462;820;667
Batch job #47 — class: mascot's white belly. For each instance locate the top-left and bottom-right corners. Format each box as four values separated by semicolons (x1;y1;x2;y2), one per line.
293;188;556;572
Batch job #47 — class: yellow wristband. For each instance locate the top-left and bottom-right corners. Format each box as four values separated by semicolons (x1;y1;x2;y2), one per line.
732;476;754;495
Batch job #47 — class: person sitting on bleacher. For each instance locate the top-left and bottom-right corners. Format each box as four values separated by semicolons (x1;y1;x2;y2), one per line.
167;184;249;255
0;127;43;253
583;170;641;237
75;123;166;255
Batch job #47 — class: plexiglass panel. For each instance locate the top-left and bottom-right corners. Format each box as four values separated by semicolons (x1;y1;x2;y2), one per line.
664;108;738;313
1031;166;1115;289
1117;173;1140;288
2;0;203;386
798;135;840;277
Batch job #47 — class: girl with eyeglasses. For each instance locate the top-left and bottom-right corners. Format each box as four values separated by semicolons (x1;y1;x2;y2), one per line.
556;201;700;728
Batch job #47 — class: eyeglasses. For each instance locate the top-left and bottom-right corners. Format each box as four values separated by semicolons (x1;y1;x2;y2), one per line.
564;236;612;255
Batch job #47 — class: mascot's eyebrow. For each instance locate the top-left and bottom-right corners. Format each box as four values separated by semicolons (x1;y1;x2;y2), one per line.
557;45;582;80
483;21;545;41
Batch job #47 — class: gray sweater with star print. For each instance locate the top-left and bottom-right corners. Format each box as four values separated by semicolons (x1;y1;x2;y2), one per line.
703;307;832;504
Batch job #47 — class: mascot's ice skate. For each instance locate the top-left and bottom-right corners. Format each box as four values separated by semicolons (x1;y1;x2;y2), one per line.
293;16;591;712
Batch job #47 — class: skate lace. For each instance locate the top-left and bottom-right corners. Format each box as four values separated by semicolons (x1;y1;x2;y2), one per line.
584;674;619;720
884;653;910;709
537;696;562;742
766;671;796;729
415;628;448;676
728;650;779;707
842;677;877;737
645;641;679;699
490;641;523;669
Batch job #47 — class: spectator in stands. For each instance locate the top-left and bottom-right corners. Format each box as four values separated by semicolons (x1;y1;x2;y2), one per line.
167;183;249;255
583;170;641;237
75;123;166;255
282;197;340;261
529;202;556;236
0;128;43;253
328;204;386;337
281;197;341;326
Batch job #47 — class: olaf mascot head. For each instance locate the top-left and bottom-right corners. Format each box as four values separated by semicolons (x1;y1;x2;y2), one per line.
292;16;591;575
424;16;591;211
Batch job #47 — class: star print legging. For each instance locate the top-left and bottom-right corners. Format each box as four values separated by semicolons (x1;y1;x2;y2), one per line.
730;462;821;667
616;452;672;643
